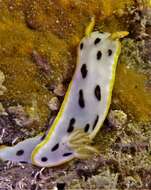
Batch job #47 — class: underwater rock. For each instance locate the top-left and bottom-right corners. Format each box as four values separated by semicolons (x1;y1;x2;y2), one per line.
0;103;6;115
106;110;127;130
0;105;40;145
0;114;26;145
32;50;51;75
53;83;66;97
112;142;149;155
7;105;37;127
48;96;60;111
87;170;118;189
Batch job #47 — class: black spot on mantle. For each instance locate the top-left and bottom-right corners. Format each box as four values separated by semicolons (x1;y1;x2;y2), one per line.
94;85;101;101
81;64;87;79
51;143;59;152
92;115;99;130
16;149;24;156
97;51;102;60
67;118;76;133
94;38;101;45
79;89;85;108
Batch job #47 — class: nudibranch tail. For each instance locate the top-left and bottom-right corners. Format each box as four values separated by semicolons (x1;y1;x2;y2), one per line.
0;117;55;164
0;134;43;163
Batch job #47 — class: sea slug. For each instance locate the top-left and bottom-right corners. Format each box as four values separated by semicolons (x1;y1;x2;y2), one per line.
0;21;128;167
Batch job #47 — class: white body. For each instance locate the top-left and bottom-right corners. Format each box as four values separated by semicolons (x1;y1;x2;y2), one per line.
0;31;121;167
32;32;121;167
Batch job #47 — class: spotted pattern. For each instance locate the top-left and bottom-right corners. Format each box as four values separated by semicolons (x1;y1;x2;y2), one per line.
97;51;102;60
92;115;99;130
84;123;90;133
81;64;87;79
63;152;72;157
108;49;112;56
79;89;85;108
41;157;48;162
94;38;101;45
67;118;75;133
94;85;101;101
51;143;59;152
80;43;84;50
16;150;24;156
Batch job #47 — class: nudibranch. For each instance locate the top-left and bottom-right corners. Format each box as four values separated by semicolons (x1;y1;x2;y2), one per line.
0;21;128;167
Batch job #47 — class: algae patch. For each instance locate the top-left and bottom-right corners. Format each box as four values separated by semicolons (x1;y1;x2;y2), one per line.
114;57;151;122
